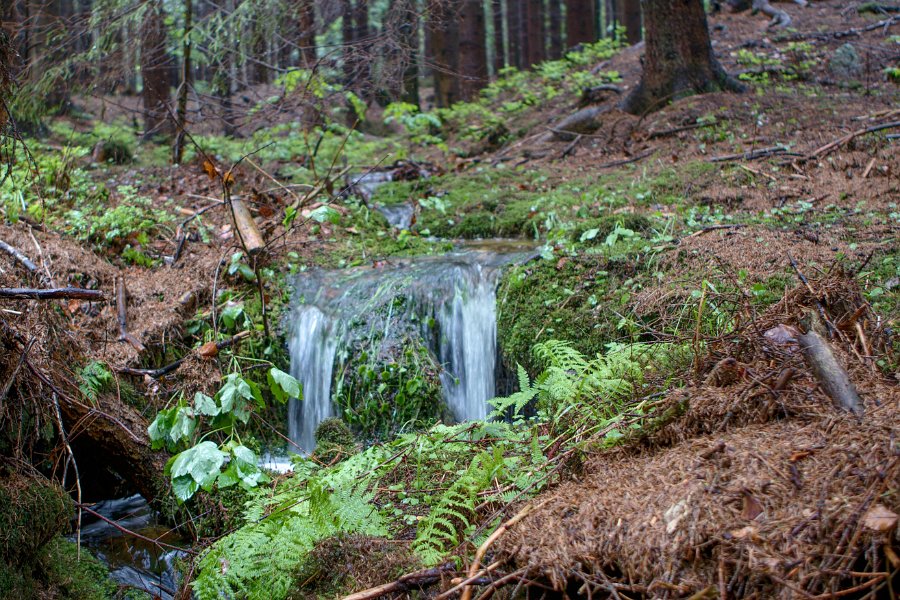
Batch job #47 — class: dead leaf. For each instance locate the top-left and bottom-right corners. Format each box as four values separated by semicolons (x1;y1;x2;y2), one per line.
741;491;764;521
198;340;219;358
789;450;811;462
764;324;800;345
202;159;219;181
223;170;235;187
863;505;898;532
729;525;758;540
556;257;569;271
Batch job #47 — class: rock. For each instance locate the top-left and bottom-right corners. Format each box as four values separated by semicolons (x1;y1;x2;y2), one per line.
828;43;862;81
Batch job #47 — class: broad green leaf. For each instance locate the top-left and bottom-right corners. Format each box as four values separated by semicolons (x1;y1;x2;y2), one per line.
169;406;197;445
267;368;301;403
171;475;199;502
194;392;219;416
579;228;599;242
170;441;227;486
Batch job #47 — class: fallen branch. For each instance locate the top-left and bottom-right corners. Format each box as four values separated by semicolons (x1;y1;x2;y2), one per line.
76;503;195;555
806;121;900;161
0;287;104;301
340;563;455;600
0;239;42;277
559;134;583;159
782;15;899;41
172;201;223;265
117;330;250;378
116;276;145;352
798;329;864;416
597;147;657;168
686;224;746;238
460;503;541;600
709;146;803;163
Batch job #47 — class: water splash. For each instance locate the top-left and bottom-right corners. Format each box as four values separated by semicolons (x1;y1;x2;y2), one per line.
286;248;530;452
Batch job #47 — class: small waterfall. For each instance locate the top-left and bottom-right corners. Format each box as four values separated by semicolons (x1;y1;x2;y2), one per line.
287;306;338;453
286;247;532;452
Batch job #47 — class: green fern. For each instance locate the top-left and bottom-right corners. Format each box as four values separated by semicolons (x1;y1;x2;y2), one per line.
77;361;112;403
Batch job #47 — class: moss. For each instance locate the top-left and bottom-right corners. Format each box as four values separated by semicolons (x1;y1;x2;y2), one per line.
38;537;118;599
570;213;653;245
290;535;419;599
0;472;72;564
189;485;251;538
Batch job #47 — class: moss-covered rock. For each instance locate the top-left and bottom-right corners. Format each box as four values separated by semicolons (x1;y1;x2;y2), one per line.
0;471;72;564
313;418;357;465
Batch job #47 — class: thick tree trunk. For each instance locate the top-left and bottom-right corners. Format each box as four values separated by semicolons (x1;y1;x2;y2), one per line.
141;0;173;139
548;0;563;59
352;0;370;96
620;0;742;115
492;0;506;73
459;0;488;100
173;0;192;164
398;0;420;106
613;0;642;44
342;0;355;83
566;0;596;47
427;1;460;107
524;0;545;66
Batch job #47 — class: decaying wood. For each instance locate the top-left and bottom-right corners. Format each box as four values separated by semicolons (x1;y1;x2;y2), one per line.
0;287;104;300
340;563;455;600
117;330;250;378
228;194;265;255
550;106;610;141
798;329;863;415
116;276;145;352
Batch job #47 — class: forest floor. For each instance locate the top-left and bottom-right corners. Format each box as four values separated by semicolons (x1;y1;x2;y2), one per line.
0;1;898;598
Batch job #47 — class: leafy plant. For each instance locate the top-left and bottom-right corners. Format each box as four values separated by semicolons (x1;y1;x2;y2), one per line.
76;361;112;404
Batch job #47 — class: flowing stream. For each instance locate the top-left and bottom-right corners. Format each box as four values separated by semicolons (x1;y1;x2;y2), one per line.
287;244;533;453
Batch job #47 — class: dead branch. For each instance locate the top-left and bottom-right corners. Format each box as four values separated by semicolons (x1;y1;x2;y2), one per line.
709;146;803;162
753;0;792;28
0;287;104;300
0;239;43;279
597;147;657;168
229;192;265;255
76;502;196;555
116;276;145;352
172;201;223;265
806;121;900;161
783;15;899;41
798;329;864;416
117;330;250;378
687;224;747;238
340;563;455;600
550;106;610;141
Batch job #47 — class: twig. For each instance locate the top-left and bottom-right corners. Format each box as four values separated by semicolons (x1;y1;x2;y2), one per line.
597;147;657;168
76;503;195;555
460;503;541;600
116;276;145;352
0;239;43;280
806;121;900;161
52;391;83;558
172;201;223;265
861;157;876;179
687;224;746;238
340;563;455;600
436;562;502;600
559;134;583;159
787;253;836;336
117;330;250;378
0;337;34;406
709;146;802;162
0;287;104;300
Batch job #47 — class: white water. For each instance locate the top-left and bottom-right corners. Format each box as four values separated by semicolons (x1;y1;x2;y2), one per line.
286;250;524;452
287;306;338;453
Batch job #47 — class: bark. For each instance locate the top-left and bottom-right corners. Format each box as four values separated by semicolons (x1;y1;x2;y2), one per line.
620;0;743;115
141;0;173;139
613;0;642;44
506;0;523;68
798;330;863;416
427;1;460;107
0;29;10;130
398;0;420;106
173;0;192;164
524;0;545;66
351;0;370;96
492;0;506;73
459;0;488;100
213;0;236;136
341;0;355;83
566;0;596;47
548;0;563;58
297;0;316;67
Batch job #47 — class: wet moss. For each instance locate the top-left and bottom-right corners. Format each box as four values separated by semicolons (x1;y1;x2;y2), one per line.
0;471;72;564
38;537;119;599
569;213;653;245
313;418;357;465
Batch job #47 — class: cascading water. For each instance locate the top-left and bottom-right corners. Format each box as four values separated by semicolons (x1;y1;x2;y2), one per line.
286;246;531;452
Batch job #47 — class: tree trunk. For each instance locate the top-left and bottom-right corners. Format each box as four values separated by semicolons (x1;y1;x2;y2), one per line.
548;0;563;59
141;0;173;139
492;0;506;73
173;0;192;164
213;0;236;136
524;0;545;66
398;0;420;106
427;1;460;107
459;0;487;100
620;0;742;115
506;0;523;68
613;0;642;44
566;0;596;47
297;0;316;67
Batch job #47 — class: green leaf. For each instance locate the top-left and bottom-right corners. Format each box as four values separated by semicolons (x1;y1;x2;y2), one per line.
579;228;599;242
308;205;341;224
169;406;197;445
267;368;302;403
171;475;199;502
217;464;240;489
194;392;219;416
170;441;227;488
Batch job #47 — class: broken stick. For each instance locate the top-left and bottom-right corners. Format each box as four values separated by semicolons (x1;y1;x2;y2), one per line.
228;192;265;255
798;329;863;415
340;563;455;600
117;330;251;378
0;287;103;301
116;276;145;352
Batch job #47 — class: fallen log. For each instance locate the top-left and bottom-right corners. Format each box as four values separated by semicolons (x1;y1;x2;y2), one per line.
117;330;250;378
0;287;104;301
798;329;863;415
116;276;145;352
